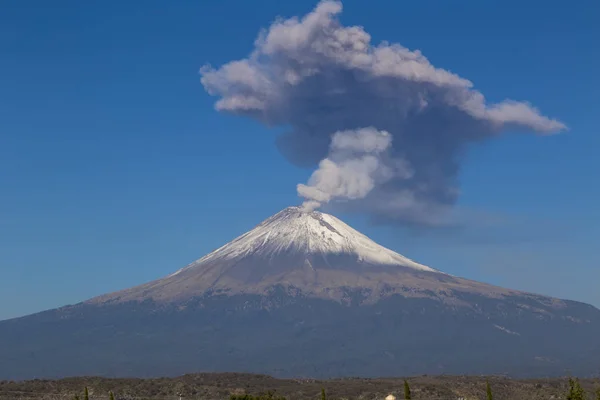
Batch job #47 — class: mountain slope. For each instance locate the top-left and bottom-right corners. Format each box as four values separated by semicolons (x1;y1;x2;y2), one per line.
1;207;599;380
90;207;515;305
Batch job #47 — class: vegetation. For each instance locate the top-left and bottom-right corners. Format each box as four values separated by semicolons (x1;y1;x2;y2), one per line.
72;386;118;400
567;377;587;400
403;379;411;400
230;391;286;400
1;373;599;400
321;387;327;400
596;387;600;400
486;379;493;400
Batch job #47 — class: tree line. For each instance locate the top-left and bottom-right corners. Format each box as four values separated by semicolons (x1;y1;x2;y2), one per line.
70;378;600;400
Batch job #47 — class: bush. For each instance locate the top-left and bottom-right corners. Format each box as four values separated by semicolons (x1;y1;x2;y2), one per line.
403;380;411;400
230;391;286;400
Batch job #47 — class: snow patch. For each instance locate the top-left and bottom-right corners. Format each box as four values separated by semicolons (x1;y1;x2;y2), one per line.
493;324;520;336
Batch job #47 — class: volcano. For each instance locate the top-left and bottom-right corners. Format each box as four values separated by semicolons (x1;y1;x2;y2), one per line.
1;207;599;380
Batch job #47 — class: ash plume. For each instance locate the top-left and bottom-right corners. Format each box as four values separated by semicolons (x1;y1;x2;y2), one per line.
200;0;566;226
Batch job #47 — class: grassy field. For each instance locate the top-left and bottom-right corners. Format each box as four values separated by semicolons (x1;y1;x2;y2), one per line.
1;372;599;400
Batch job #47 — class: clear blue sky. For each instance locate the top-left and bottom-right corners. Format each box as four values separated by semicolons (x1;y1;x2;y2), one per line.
1;0;598;321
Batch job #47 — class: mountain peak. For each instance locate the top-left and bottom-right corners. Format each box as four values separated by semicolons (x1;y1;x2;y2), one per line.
262;205;327;225
6;207;600;381
191;206;437;273
90;206;452;304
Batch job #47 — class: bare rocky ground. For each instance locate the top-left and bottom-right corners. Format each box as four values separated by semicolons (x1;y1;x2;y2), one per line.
1;373;599;400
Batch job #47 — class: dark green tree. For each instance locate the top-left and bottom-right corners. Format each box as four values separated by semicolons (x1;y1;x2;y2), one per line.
83;387;89;400
403;380;411;400
321;388;327;400
568;378;576;400
596;387;600;400
567;378;586;400
109;391;115;400
486;380;493;400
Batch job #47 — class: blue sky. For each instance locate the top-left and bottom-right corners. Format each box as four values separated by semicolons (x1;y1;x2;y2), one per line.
1;0;598;321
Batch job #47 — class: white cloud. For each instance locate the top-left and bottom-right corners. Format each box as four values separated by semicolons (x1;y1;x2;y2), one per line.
298;128;409;211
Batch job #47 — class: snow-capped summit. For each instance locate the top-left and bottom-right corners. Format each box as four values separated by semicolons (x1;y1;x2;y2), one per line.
91;207;516;305
178;206;437;274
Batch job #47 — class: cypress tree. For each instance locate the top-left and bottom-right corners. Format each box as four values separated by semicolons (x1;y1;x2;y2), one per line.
84;387;89;400
403;380;411;400
109;391;115;400
567;378;587;400
596;387;600;400
486;380;493;400
321;387;327;400
574;379;586;400
568;378;576;400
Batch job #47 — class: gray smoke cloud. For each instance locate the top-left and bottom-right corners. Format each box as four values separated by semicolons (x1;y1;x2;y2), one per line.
200;0;566;226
